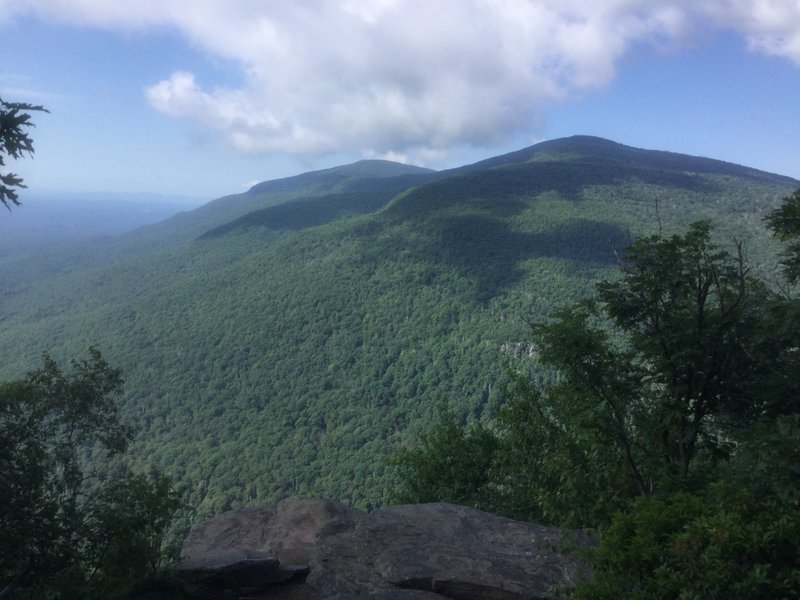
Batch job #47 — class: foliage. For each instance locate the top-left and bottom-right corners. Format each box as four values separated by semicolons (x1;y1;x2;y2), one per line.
572;489;800;600
491;375;632;526
394;219;798;515
86;471;184;588
573;412;800;598
392;375;631;527
391;409;499;507
766;188;800;283
0;349;181;599
393;190;800;596
0;97;48;209
0;136;794;515
562;202;800;597
536;221;797;496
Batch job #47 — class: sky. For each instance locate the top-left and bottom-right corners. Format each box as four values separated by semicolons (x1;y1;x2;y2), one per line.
2;0;800;200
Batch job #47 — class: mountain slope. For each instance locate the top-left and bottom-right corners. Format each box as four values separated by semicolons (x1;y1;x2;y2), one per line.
459;135;796;186
0;160;435;298
0;137;795;517
115;159;437;252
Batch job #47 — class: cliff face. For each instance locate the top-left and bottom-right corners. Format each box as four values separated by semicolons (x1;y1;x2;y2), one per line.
139;497;590;599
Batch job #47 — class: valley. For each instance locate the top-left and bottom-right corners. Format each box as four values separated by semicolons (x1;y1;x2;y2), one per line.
1;135;795;519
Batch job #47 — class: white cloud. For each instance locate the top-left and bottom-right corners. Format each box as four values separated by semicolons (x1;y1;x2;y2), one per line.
701;1;800;65
135;0;688;159
4;0;800;163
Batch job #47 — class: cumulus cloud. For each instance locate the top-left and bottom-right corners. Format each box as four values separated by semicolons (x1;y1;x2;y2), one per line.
137;0;688;158
701;0;800;65
4;0;800;162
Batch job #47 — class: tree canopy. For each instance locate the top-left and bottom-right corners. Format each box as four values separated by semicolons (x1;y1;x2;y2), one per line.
765;188;800;283
0;349;182;599
393;191;800;597
0;97;47;210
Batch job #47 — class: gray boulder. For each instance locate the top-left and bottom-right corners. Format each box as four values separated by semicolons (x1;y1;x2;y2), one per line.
182;497;361;566
309;502;586;600
329;592;449;599
172;498;588;599
175;548;308;595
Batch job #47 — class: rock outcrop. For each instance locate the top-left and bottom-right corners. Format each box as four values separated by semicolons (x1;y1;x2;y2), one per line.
182;498;360;566
139;498;589;600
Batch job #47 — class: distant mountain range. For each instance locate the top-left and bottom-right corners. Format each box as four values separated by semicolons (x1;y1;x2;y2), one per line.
0;191;207;247
0;136;796;518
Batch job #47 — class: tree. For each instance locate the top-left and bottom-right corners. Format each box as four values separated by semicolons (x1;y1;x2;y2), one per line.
396;221;798;517
85;470;183;588
0;349;182;599
571;487;800;599
393;198;800;595
559;201;800;599
766;188;800;283
534;221;798;496
392;409;498;508
0;96;48;209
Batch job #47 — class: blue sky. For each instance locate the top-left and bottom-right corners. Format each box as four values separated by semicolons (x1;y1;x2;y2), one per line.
2;1;800;199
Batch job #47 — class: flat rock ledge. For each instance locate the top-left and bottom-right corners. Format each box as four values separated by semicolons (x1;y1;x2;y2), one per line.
136;498;590;600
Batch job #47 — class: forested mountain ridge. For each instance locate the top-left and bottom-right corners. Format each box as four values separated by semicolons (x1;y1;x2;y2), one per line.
116;159;438;251
0;136;796;519
459;135;797;185
0;160;435;299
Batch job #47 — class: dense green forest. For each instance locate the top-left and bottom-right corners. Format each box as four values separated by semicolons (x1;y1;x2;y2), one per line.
395;192;800;597
0;135;796;522
2;98;183;598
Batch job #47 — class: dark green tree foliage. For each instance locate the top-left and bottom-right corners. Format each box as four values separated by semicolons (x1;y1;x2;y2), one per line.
394;192;800;596
490;375;631;526
766;188;800;283
537;221;795;495
86;471;183;586
574;489;800;600
566;205;800;598
392;377;629;526
396;221;798;515
573;412;800;598
391;409;498;508
0;97;47;209
0;349;181;599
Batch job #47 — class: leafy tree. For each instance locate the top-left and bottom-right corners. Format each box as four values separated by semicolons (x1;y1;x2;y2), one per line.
561;204;800;598
572;488;800;600
394;194;800;596
0;97;48;209
396;221;798;517
85;471;183;588
534;221;797;497
766;188;800;283
490;374;631;526
391;409;498;507
0;349;181;599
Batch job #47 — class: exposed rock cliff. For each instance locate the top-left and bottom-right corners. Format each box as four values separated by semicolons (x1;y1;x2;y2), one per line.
137;498;590;600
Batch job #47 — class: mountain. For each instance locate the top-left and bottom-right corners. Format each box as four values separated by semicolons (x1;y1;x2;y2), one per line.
0;161;435;301
116;159;437;252
0;136;795;518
